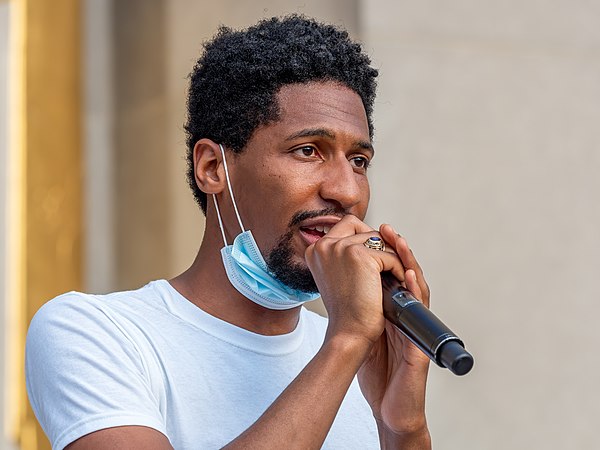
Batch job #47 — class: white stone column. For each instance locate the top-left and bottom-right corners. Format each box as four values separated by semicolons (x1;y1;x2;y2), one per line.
84;0;116;293
1;3;17;448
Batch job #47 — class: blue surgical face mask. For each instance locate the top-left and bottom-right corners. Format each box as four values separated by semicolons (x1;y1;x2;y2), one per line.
213;144;320;310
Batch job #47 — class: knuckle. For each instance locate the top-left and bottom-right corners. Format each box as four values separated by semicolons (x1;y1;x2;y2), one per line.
346;243;364;259
305;244;315;259
332;239;350;259
339;214;356;225
313;235;330;252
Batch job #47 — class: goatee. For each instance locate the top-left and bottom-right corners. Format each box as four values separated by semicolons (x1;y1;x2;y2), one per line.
265;208;345;294
265;229;319;294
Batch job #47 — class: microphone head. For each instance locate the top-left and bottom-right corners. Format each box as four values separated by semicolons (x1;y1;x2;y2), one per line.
438;340;474;376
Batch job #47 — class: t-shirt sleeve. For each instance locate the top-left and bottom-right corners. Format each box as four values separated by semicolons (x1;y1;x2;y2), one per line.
25;293;168;450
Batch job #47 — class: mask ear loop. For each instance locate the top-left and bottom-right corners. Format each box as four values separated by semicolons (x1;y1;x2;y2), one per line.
213;194;228;247
213;144;246;247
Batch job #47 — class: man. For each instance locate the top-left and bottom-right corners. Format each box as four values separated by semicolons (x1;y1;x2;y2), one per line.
26;16;431;449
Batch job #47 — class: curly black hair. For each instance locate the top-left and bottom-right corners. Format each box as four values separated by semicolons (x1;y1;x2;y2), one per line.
185;15;379;214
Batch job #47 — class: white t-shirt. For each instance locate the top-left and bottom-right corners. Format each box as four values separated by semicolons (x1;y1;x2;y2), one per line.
25;280;379;449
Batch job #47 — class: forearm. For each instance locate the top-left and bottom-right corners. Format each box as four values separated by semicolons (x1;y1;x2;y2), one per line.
223;334;372;450
376;418;431;450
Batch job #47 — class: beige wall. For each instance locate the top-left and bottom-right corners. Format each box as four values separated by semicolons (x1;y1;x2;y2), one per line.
82;1;600;449
363;1;600;448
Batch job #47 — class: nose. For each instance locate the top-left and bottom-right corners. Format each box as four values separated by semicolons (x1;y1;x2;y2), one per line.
318;157;366;212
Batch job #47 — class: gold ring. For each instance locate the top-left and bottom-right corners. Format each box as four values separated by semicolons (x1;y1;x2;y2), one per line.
364;236;385;251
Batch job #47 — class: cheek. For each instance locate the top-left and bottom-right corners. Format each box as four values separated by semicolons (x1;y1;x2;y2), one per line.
358;180;371;216
265;165;317;200
235;168;298;223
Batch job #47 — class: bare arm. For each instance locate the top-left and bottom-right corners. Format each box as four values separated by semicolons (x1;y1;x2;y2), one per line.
224;333;373;449
62;334;370;450
63;334;371;450
65;426;173;450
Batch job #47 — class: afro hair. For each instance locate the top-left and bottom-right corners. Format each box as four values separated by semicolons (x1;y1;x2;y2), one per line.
184;15;379;213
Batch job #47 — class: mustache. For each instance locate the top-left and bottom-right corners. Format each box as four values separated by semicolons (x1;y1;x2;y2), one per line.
289;208;346;227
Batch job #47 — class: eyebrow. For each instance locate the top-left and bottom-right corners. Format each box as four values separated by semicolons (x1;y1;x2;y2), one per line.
285;127;374;154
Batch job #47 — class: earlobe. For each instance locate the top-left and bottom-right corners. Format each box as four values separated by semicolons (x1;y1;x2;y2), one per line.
193;139;226;194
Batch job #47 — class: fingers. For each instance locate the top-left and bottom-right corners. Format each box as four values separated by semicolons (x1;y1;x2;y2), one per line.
320;216;396;256
305;216;430;295
309;215;403;271
404;270;422;301
379;224;430;307
308;228;406;283
324;214;376;238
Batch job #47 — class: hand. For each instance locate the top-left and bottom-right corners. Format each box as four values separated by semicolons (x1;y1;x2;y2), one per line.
358;224;431;438
305;219;431;446
304;216;406;346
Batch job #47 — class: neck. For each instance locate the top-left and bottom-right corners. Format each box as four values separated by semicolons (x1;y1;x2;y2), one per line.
170;223;302;336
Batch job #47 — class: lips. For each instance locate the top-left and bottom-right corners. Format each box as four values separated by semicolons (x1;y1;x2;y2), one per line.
301;224;332;235
299;227;326;245
297;216;341;245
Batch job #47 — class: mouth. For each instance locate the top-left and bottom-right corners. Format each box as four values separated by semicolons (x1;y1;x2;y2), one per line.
300;225;332;237
297;216;340;246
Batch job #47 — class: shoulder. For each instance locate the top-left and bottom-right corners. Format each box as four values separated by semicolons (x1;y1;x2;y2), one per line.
25;281;173;379
25;283;171;449
29;281;166;336
27;290;105;346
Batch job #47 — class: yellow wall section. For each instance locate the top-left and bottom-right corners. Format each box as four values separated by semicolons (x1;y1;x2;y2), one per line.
10;0;82;449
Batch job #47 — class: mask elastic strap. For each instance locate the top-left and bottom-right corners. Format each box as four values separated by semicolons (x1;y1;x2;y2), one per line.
213;194;228;247
213;144;246;247
219;144;245;232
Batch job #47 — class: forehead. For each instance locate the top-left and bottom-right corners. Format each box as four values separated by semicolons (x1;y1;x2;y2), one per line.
271;81;370;141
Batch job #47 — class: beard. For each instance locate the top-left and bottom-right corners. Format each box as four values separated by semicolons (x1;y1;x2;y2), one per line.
264;208;344;294
265;229;319;294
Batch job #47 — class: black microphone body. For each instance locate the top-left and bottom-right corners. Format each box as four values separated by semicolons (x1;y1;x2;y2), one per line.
381;272;474;376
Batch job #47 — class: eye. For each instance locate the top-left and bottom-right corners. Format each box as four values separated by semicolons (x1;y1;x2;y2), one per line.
350;156;371;171
292;146;319;158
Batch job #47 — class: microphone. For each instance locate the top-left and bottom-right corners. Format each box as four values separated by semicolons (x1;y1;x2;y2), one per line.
381;272;474;376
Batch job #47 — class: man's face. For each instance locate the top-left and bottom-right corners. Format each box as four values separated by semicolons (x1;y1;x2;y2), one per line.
224;81;372;291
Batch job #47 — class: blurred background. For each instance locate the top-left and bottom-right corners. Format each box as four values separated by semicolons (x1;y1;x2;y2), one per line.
1;0;599;449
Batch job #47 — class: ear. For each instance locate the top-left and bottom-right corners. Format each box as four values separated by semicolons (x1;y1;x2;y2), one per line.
193;139;226;195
